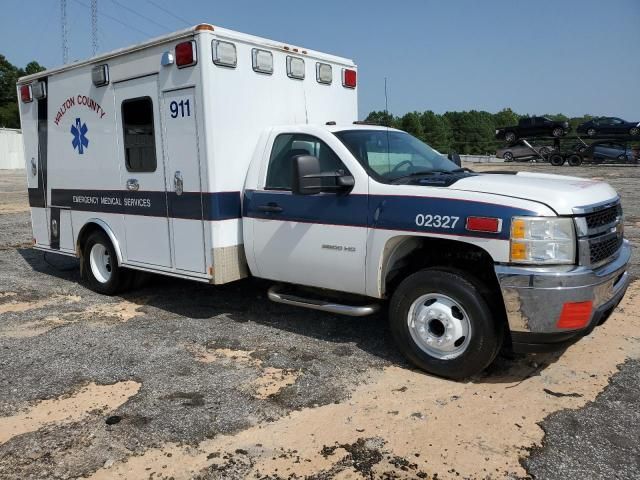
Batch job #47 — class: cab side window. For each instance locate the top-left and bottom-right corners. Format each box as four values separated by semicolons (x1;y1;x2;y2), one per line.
265;134;349;190
121;97;157;172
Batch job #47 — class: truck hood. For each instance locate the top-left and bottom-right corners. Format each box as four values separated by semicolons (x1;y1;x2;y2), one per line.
450;172;618;215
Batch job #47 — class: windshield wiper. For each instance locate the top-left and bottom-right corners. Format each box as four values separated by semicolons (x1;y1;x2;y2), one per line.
391;168;468;183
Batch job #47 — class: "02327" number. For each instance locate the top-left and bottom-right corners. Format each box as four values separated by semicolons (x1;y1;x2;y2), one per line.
415;214;460;229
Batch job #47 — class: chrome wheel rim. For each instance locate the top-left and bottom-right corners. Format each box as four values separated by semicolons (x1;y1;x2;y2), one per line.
407;293;472;360
631;128;639;136
588;128;596;136
89;243;112;284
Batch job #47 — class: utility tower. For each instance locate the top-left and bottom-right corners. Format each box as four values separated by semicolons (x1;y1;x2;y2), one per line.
91;0;98;55
60;0;69;64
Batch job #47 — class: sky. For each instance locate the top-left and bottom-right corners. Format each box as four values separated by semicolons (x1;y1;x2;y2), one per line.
1;0;639;119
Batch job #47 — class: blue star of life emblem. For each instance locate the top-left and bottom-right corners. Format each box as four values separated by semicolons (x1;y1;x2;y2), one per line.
71;117;89;154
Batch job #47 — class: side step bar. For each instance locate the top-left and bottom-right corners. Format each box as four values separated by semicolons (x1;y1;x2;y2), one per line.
267;285;380;317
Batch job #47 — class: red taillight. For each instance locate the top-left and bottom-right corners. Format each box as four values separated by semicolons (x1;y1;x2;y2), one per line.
342;68;357;88
466;216;501;233
556;301;593;329
20;84;33;103
175;41;197;68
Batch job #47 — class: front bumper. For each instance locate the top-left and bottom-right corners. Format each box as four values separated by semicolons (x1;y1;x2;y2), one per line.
495;240;631;352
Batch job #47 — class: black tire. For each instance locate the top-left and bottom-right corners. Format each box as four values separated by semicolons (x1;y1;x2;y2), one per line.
567;154;583;166
504;132;517;143
82;231;128;295
389;268;502;380
630;127;639;136
587;128;597;137
617;154;627;162
550;153;565;166
502;151;514;161
552;127;564;137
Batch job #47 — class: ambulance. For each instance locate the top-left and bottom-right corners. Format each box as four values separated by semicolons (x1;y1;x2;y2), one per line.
17;24;631;378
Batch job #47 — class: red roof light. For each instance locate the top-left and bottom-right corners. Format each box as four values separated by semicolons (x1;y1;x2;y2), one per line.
342;69;357;88
175;41;197;68
20;84;33;103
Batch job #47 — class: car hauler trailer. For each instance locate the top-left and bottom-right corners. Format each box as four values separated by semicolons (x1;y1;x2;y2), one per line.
17;24;631;379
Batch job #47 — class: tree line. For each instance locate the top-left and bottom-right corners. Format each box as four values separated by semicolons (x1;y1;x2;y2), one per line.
365;109;595;155
0;55;45;129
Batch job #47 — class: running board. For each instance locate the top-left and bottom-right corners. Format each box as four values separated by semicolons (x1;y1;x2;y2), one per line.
267;285;380;317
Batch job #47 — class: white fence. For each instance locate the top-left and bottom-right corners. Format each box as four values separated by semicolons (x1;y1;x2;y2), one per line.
0;128;25;170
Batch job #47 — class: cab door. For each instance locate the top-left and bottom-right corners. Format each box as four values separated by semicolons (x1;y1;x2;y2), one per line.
114;75;172;268
161;88;206;273
247;132;368;295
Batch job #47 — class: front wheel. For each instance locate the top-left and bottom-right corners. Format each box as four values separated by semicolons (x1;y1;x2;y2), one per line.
552;127;564;137
82;231;129;295
502;151;514;161
389;269;502;380
504;132;517;143
550;153;565;166
630;127;639;136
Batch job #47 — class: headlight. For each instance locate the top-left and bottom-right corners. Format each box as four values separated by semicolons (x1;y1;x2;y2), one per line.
510;217;575;264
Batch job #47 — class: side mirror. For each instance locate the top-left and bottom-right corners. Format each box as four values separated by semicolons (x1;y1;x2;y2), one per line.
448;151;462;167
292;155;322;195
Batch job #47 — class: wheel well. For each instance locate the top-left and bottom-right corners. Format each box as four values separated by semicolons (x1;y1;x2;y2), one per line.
76;221;121;265
382;236;508;331
383;236;503;300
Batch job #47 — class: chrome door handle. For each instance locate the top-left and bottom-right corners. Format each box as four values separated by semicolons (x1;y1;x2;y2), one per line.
30;157;37;176
126;179;139;191
174;171;183;196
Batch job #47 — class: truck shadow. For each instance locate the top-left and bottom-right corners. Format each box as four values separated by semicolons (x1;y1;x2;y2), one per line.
17;248;565;385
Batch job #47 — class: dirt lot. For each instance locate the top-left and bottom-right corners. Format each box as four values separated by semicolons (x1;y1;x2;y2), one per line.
0;164;639;479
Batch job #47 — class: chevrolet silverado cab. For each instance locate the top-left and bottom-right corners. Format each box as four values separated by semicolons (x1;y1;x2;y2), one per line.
17;24;630;379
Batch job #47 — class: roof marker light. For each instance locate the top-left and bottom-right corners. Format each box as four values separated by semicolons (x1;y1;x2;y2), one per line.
20;84;33;103
175;41;197;68
342;68;357;88
195;23;214;32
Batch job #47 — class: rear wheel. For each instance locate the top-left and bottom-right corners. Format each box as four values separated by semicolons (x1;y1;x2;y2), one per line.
550;153;565;166
82;231;129;295
389;269;502;380
567;154;583;166
552;127;564;137
618;154;627;162
504;131;517;143
630;127;639;136
587;128;597;137
503;151;514;161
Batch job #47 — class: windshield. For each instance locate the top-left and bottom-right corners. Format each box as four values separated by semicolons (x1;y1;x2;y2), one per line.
334;129;459;182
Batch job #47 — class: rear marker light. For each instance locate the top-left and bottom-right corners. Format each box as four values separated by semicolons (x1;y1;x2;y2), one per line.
342;68;357;88
557;301;593;329
20;84;33;103
466;216;502;233
175;41;197;68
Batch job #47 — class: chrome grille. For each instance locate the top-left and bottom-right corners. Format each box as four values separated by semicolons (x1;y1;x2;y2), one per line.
589;232;623;264
575;200;624;266
585;204;622;229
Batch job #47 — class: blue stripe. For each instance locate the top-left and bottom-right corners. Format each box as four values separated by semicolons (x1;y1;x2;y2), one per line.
244;190;537;240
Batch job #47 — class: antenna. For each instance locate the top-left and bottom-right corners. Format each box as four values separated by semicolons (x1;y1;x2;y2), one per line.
91;0;98;55
60;0;69;64
384;77;389;114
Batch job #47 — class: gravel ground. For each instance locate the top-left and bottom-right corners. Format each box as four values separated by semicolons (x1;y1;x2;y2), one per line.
0;165;639;479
